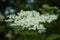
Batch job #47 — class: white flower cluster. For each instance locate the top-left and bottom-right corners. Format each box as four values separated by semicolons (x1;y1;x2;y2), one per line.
5;10;58;33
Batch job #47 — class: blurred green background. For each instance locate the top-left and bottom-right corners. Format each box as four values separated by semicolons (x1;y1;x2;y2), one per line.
0;0;60;40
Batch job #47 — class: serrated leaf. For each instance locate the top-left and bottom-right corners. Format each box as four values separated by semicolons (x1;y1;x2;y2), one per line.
46;34;60;40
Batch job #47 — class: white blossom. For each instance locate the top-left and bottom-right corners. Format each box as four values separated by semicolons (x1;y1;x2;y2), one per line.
5;10;58;33
5;19;13;22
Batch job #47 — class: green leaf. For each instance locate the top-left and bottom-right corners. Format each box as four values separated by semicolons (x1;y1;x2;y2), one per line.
0;26;5;32
46;34;60;40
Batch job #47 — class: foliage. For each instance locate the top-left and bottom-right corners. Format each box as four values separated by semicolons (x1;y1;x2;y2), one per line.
46;34;60;40
0;12;4;22
39;4;59;14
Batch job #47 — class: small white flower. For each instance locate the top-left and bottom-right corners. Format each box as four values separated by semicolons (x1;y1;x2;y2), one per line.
38;29;46;34
5;19;13;22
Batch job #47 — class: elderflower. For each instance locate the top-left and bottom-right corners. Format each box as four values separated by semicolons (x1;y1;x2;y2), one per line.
5;10;58;33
